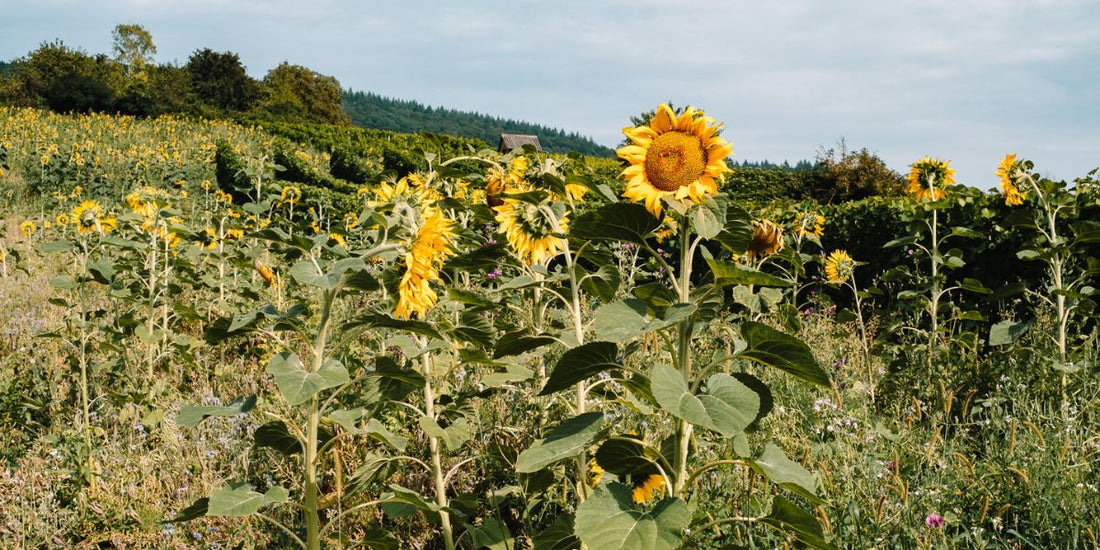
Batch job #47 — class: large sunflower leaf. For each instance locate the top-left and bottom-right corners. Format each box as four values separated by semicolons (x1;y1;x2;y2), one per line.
713;202;753;253
516;412;604;473
706;258;793;287
736;322;830;387
177;394;256;428
650;364;759;437
207;484;289;517
540;342;621;396
745;443;824;504
266;352;350;406
591;299;695;341
570;203;662;244
760;496;836;550
532;514;581;550
574;484;688;550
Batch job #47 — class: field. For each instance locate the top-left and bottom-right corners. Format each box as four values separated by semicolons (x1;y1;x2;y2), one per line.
0;105;1098;549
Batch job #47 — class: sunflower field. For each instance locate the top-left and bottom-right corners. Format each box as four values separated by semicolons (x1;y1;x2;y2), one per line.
0;103;1098;550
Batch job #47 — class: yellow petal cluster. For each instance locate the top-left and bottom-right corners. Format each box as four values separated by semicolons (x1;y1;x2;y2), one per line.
796;212;825;239
907;156;956;201
494;200;568;265
632;473;666;503
395;208;457;320
71;200;117;234
618;104;733;217
996;154;1026;206
824;250;855;283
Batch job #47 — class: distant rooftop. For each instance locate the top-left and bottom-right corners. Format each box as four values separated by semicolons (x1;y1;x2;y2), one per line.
498;133;542;153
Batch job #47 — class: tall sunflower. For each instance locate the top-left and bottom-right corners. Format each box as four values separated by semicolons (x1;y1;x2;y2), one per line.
745;220;785;260
907;156;956;201
632;473;667;503
996;154;1026;206
795;212;825;239
824;250;855;283
395;208;457;320
618;104;733;217
495;199;568;265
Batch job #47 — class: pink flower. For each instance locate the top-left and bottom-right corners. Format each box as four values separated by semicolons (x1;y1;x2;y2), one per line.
925;513;944;528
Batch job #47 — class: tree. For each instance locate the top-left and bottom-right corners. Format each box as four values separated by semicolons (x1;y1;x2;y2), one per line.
5;40;123;111
258;62;348;124
112;24;156;80
185;48;260;113
810;138;905;203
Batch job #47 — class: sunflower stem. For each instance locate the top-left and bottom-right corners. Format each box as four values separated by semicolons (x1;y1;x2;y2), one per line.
673;215;695;497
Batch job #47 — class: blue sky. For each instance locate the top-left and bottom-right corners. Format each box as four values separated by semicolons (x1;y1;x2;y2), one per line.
3;0;1098;188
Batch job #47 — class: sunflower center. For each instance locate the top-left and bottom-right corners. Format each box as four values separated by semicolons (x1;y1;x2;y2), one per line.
644;131;706;192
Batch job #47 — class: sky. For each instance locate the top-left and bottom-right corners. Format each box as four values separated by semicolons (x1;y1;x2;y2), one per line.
3;0;1099;189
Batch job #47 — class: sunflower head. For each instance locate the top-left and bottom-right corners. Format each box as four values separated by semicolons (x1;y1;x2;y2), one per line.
632;473;667;504
495;198;568;265
746;220;785;260
198;227;219;250
996;154;1026;206
795;212;825;239
586;459;604;488
395;208;458;320
907;156;956;201
20;220;37;236
824;250;855;283
618;104;733;217
281;185;302;205
255;260;277;287
71;200;115;234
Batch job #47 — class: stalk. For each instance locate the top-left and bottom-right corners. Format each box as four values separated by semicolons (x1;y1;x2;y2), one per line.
303;287;335;550
926;175;940;370
673;220;694;496
561;239;590;502
76;242;96;495
421;350;456;550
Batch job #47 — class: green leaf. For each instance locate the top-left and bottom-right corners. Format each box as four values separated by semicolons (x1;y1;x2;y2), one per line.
760;496;836;550
358;529;399;550
693;195;727;239
49;275;76;290
254;421;302;455
466;518;515;550
579;260;622;303
706;258;792;287
949;226;983;238
168;498;209;523
447;288;497;308
1072;220;1100;243
540;342;621;396
419;416;474;452
532;514;581;550
493;330;556;358
206;484;288;517
346;313;444;340
516;412;604;473
736;322;830;387
1016;249;1041;261
38;240;74;254
177;395;256;428
570;202;661;244
591;299;693;341
989;320;1030;346
713;203;753;253
650;364;759;437
960;278;992;294
882;235;917;249
594;437;659;478
746;443;823;504
266;353;350;406
574;484;688;550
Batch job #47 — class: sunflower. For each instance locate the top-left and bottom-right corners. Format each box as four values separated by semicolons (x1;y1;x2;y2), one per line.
795;212;825;239
71;200;116;234
495;199;568;265
654;215;679;243
618;104;733;217
329;233;347;248
586;459;604;488
198;227;219;250
343;211;359;230
745;220;785;260
395;208;457;320
281;185;302;205
632;473;667;503
824;250;855;283
996;154;1025;206
371;175;441;209
126;185;163;219
907;156;956;201
255;260;277;287
20;220;38;236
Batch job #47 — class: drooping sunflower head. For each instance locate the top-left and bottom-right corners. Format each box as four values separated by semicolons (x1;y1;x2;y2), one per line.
495;198;568;265
824;250;855;283
126;185;164;219
632;473;667;504
907;156;956;201
619;104;733;217
255;260;277;288
281;185;302;205
996;154;1026;206
198;227;219;250
395;208;458;320
746;220;785;260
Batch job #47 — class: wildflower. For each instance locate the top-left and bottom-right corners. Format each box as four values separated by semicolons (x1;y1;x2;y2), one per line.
618;103;733;217
395;208;457;320
745;220;784;260
824;250;855;283
996;154;1026;206
907;156;956;201
925;513;945;528
20;220;37;236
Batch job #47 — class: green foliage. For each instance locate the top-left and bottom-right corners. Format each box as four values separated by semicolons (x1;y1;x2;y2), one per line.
186;48;261;113
258;62;348;125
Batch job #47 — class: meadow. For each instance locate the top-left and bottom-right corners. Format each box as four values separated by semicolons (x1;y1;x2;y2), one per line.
0;104;1097;549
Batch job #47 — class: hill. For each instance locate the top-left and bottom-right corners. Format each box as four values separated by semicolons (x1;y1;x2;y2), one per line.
342;90;614;157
